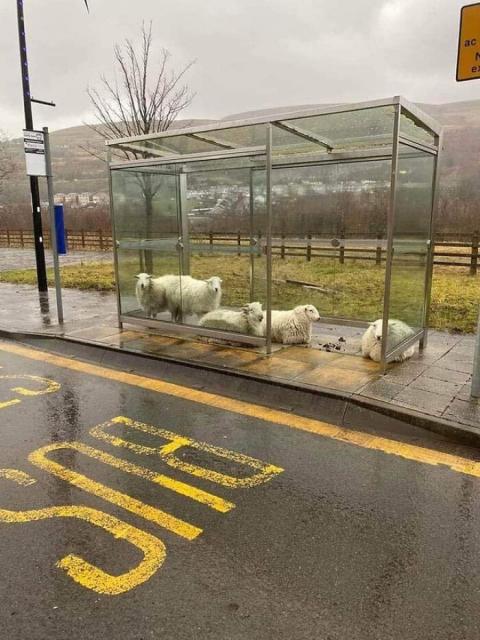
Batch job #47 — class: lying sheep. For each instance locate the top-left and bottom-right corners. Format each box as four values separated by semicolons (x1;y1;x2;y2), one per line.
135;273;167;318
156;274;223;322
361;319;415;362
199;302;264;336
263;304;320;344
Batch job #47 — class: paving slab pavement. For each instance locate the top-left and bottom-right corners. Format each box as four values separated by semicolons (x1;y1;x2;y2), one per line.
0;280;478;438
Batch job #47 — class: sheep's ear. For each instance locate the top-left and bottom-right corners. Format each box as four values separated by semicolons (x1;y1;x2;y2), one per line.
135;275;140;279
240;305;249;316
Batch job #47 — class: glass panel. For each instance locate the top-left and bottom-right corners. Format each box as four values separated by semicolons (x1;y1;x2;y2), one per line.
270;159;390;329
386;145;435;356
182;156;267;334
400;108;436;146
288;105;395;149
111;166;182;321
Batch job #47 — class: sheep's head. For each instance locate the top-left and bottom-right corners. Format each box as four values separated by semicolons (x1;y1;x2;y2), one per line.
371;319;384;342
296;305;320;323
242;302;264;324
135;273;152;291
206;276;222;294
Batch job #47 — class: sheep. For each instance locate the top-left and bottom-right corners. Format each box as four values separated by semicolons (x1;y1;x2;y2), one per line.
199;302;264;336
157;274;223;322
361;319;415;363
134;273;167;318
262;304;320;344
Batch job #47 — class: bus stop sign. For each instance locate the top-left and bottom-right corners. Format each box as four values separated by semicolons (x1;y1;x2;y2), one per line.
457;3;480;81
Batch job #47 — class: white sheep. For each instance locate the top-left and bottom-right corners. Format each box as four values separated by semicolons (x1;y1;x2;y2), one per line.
135;273;167;318
263;305;320;344
156;274;223;322
199;302;264;336
361;318;415;363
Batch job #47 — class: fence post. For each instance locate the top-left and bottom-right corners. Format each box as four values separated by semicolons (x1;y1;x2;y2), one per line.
376;233;382;266
281;233;285;259
307;233;312;262
81;229;85;248
20;230;24;248
471;231;479;276
237;230;241;256
339;232;345;265
209;231;213;249
99;229;104;251
6;229;10;247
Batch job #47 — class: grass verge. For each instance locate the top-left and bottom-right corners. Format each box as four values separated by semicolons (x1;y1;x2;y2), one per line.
0;257;478;333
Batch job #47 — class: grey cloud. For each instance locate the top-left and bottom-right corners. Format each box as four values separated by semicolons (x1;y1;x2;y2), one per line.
0;0;478;137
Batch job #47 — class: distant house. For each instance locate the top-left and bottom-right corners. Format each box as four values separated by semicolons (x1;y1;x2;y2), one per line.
78;192;92;206
65;193;79;207
92;192;109;205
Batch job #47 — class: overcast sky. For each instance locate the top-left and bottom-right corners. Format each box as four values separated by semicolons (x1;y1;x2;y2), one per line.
1;0;479;137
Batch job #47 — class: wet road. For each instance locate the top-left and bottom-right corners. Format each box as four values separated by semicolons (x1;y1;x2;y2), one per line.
1;338;480;640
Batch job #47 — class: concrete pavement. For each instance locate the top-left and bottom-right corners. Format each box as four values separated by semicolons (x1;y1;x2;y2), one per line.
1;337;480;639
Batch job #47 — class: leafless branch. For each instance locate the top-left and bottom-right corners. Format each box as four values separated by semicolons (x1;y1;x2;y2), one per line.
84;21;195;158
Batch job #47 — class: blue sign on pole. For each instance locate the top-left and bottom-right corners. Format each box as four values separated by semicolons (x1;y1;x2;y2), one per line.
54;204;67;254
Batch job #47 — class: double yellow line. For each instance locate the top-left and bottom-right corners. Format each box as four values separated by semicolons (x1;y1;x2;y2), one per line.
1;340;479;479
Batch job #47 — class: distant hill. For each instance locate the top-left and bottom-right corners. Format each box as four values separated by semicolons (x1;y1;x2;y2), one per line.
3;100;480;236
2;119;215;203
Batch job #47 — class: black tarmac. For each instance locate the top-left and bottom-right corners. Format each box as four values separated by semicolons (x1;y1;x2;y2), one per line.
1;337;480;640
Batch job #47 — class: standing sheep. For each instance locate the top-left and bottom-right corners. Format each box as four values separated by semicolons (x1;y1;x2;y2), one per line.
263;305;320;344
156;274;223;322
199;302;264;336
135;273;167;318
361;318;415;362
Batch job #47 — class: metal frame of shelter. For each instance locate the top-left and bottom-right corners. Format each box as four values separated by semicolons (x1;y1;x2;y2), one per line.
107;96;443;369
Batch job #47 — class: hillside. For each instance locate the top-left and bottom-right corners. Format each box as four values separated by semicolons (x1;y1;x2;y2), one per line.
2;99;480;236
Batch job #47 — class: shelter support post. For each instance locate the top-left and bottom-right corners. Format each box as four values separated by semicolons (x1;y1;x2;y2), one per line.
43;128;63;325
421;130;443;351
265;124;273;355
108;150;123;329
178;171;190;275
381;102;401;373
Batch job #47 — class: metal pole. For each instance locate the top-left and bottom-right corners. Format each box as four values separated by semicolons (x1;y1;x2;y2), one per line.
421;129;443;351
265;124;273;355
16;0;48;297
471;307;480;399
380;101;401;372
249;168;255;302
43;128;63;324
107;149;123;329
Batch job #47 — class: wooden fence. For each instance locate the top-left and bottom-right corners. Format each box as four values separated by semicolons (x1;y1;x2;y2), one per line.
1;229;479;274
0;229;113;252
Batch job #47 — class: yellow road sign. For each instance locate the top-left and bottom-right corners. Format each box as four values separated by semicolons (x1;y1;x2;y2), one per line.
457;3;480;81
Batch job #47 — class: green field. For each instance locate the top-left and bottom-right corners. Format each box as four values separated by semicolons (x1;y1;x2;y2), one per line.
1;256;478;333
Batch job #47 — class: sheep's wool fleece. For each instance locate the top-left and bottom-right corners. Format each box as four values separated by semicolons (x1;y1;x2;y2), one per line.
362;319;415;362
270;308;312;343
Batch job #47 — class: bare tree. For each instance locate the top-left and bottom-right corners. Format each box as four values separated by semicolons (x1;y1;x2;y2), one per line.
0;133;17;196
86;22;195;271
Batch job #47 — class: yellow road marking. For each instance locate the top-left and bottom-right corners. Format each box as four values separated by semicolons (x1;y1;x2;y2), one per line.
47;438;235;513
29;443;202;540
0;398;20;410
92;417;284;489
0;374;60;411
0;468;166;595
0;374;61;396
1;340;480;479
